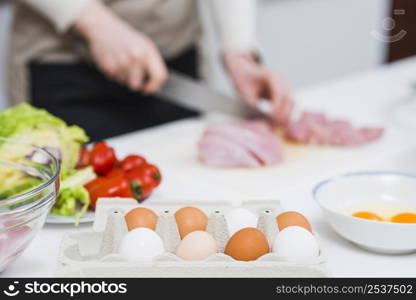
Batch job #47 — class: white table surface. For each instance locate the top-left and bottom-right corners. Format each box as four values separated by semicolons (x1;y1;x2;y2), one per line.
3;57;416;277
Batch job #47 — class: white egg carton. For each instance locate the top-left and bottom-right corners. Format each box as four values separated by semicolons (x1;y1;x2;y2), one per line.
56;198;329;277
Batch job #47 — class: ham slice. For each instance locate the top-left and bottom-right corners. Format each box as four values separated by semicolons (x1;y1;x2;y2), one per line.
198;132;261;167
285;112;384;146
198;112;384;168
198;120;283;168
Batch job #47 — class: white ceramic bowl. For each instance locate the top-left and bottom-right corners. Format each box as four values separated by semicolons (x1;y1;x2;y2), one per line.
313;171;416;254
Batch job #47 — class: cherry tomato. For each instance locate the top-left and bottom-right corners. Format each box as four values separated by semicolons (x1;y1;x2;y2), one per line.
142;164;162;187
121;155;147;172
106;168;125;178
125;168;155;201
85;176;108;192
85;176;111;209
90;142;117;175
87;176;132;209
77;146;90;168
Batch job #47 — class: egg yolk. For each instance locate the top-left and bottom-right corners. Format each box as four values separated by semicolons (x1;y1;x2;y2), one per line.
352;211;383;221
390;213;416;223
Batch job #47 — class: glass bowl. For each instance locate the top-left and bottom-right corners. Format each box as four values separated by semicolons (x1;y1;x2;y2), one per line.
0;138;60;272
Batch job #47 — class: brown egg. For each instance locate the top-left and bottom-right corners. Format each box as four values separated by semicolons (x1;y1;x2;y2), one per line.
125;207;158;231
224;228;269;261
276;211;312;232
175;206;208;239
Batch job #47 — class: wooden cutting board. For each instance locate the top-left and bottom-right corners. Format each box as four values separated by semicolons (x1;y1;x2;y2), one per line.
109;114;414;201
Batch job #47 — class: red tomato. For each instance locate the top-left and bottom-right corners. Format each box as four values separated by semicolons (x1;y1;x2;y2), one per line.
85;176;108;192
86;176;131;209
77;146;90;168
90;142;117;175
142;164;162;187
106;168;125;178
125;168;155;201
121;155;147;172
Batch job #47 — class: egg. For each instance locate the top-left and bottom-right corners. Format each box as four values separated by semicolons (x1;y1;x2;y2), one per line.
175;231;217;261
272;226;319;261
225;207;258;236
352;211;383;221
276;211;312;232
125;207;158;231
224;228;269;261
391;212;416;223
119;228;164;262
175;206;208;239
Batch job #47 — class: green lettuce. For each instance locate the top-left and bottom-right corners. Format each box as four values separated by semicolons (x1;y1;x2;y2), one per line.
0;177;42;200
60;166;96;189
0;103;88;173
0;104;94;222
52;186;90;226
52;167;96;224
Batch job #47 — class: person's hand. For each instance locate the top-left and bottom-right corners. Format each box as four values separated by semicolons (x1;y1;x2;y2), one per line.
223;52;294;124
74;1;168;93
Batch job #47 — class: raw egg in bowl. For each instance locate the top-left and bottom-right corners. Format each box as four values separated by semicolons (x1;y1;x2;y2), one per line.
313;171;416;254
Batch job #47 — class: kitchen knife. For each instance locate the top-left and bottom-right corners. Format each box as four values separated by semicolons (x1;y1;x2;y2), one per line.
156;71;274;120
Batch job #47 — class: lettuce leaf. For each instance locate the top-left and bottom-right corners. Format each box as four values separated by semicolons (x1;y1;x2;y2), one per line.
0;103;88;173
52;186;90;226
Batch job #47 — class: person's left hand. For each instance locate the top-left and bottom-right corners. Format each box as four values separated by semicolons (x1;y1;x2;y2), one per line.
223;52;294;124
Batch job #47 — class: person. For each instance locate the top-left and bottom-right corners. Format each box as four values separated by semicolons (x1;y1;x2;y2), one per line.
9;0;293;141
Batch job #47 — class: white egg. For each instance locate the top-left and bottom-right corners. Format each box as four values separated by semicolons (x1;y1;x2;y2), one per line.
272;226;319;261
119;228;164;262
176;231;217;261
225;207;258;236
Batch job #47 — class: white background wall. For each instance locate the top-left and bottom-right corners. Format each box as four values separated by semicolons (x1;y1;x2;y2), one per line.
0;0;390;109
257;0;389;88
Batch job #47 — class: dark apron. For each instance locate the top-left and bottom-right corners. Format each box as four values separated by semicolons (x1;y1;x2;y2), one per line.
30;47;200;142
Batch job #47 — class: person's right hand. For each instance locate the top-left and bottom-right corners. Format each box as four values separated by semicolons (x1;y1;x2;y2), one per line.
223;52;294;124
74;1;168;93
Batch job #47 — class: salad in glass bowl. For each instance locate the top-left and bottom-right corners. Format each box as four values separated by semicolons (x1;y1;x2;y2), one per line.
0;138;60;272
0;104;94;224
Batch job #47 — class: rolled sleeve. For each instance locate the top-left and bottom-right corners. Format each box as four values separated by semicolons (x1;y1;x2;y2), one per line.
209;0;258;52
20;0;96;32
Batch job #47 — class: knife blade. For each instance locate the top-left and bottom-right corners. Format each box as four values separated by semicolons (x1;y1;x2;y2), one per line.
156;71;274;120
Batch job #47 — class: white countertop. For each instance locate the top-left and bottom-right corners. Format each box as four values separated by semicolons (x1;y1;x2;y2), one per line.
3;57;416;277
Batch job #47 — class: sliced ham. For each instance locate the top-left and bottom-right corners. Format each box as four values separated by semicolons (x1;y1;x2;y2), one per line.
285;112;384;146
206;125;282;165
198;112;384;168
239;120;272;135
198;120;283;168
198;132;261;167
